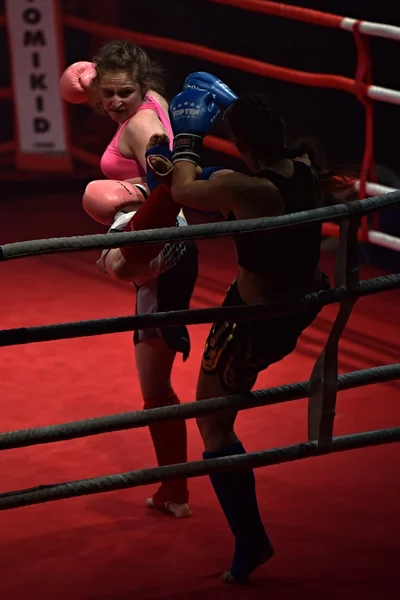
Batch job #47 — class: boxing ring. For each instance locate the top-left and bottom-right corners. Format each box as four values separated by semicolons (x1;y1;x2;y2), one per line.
2;1;400;248
0;1;399;596
1;187;400;510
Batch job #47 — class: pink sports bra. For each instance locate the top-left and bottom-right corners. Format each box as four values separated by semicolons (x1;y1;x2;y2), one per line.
100;94;173;181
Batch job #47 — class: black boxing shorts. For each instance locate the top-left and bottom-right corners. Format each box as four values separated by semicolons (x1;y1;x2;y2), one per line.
134;239;198;360
201;277;328;393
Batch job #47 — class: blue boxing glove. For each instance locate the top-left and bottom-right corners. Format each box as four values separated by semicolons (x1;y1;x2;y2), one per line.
146;135;225;189
183;72;237;113
169;88;221;166
145;142;173;192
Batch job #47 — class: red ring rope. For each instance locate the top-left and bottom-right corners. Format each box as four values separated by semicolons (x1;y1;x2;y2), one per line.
205;0;344;28
2;5;397;241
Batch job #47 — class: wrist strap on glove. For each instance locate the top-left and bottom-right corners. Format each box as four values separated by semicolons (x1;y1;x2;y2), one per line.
145;144;173;192
172;133;203;166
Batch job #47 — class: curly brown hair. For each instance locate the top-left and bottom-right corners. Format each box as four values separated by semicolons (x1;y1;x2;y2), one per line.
89;40;166;112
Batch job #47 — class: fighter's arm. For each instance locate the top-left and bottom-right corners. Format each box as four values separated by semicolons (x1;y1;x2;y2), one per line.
123;110;169;186
171;161;277;214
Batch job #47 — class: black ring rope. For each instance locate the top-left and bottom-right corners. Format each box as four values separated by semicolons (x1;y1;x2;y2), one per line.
0;275;399;348
1;191;399;512
0;428;398;511
0;364;398;452
1;192;400;260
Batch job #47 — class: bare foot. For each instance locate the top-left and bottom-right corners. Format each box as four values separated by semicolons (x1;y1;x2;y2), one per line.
146;497;192;519
221;540;275;584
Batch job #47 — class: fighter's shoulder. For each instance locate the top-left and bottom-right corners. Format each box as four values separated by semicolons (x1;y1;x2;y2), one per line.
125;108;166;139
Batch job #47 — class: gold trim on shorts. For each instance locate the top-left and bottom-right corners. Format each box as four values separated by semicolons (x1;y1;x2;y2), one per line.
202;321;237;374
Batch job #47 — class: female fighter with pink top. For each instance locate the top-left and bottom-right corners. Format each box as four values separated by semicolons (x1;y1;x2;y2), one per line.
60;40;197;518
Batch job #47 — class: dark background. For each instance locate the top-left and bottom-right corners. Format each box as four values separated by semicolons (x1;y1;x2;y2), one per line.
115;0;400;173
0;0;399;269
1;0;400;172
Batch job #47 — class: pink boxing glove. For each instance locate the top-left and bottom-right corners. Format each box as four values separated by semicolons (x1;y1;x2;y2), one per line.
60;61;96;104
83;180;147;225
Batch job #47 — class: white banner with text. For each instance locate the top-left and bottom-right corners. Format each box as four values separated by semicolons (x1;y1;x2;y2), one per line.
6;0;71;170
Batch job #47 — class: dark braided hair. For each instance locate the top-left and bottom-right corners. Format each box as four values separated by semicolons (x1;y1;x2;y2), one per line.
225;93;358;205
